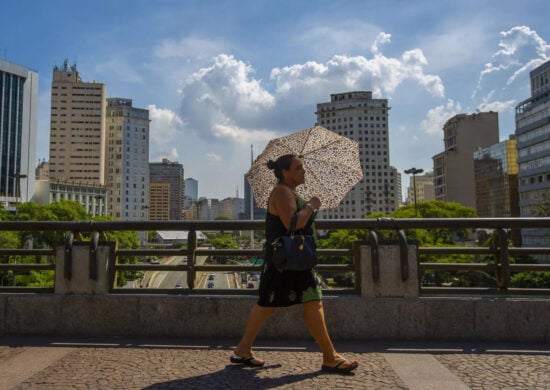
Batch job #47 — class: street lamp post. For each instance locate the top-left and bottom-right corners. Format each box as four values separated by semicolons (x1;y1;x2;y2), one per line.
404;168;423;217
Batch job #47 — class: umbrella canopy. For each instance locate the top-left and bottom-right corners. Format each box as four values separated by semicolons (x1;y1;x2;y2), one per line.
246;126;363;209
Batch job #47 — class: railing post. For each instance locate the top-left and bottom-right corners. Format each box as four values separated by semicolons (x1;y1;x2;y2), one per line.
397;229;409;281
368;230;380;281
187;229;197;290
64;233;74;280
494;228;510;290
55;239;115;294
359;239;418;297
89;232;99;280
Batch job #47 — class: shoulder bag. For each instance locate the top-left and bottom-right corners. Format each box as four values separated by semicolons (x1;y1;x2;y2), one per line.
270;213;317;271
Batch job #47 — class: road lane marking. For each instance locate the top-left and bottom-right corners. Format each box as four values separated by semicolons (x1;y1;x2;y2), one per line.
383;353;470;390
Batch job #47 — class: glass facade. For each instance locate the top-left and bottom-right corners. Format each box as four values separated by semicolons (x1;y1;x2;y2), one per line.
0;71;24;200
473;139;519;218
0;59;37;207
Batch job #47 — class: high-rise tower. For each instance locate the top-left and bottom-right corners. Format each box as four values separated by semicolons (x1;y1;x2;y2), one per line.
48;60;106;185
316;91;397;218
105;98;149;220
0;59;38;208
515;60;550;253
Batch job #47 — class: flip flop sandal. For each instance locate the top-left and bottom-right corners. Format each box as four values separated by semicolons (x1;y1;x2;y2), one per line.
229;355;265;367
321;359;358;373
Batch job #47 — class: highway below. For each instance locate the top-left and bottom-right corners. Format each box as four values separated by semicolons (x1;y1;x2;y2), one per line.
140;256;253;290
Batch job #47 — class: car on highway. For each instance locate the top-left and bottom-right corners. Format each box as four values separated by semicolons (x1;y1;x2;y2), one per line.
208;273;215;280
207;282;214;288
175;284;183;289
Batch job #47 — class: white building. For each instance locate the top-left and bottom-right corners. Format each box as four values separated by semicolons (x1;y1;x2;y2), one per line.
316;91;398;218
105;98;149;221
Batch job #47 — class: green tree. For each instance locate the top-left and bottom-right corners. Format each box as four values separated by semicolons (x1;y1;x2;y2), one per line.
511;272;550;288
205;233;239;263
530;193;550;216
393;201;477;245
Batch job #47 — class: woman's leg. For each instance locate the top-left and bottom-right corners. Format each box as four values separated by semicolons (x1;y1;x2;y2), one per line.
233;304;275;362
303;300;357;368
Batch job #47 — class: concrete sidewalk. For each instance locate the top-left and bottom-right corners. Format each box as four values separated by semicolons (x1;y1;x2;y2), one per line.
0;337;549;389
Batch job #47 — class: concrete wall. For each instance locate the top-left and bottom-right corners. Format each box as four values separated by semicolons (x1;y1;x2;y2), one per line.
1;241;550;341
1;294;550;341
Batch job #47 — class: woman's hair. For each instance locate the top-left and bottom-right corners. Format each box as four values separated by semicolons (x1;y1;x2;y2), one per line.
267;154;295;182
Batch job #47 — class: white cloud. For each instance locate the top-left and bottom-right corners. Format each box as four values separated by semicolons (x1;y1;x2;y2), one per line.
472;26;550;99
212;123;278;144
147;104;184;160
477;99;516;114
420;99;462;135
371;32;392;54
271;50;444;100
179;54;276;142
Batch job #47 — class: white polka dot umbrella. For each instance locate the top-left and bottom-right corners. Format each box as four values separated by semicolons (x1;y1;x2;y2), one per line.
246;126;363;209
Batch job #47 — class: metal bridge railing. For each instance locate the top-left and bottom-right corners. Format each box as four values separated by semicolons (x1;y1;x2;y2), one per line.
1;218;550;296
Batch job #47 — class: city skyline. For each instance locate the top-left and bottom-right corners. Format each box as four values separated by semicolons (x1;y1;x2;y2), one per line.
1;0;549;200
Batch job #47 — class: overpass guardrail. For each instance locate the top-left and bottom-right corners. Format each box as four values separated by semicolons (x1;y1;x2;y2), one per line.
1;218;550;296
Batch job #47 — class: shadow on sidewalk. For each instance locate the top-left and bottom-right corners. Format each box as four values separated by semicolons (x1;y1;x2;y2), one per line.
142;363;332;389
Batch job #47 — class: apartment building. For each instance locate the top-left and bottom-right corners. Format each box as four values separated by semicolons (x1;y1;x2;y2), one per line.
432;112;499;209
316;91;397;218
105;98;149;220
0;59;38;208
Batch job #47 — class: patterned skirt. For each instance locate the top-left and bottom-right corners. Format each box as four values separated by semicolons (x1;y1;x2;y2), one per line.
257;260;323;307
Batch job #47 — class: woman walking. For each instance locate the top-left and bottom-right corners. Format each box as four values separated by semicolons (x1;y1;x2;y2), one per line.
231;154;358;373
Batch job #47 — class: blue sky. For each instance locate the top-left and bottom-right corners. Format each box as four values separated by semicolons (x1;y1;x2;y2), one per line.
2;0;549;199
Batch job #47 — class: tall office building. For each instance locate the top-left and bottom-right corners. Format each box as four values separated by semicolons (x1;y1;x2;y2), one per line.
432;112;499;209
48;60;106;185
243;174;267;220
316;91;397;218
0;59;38;208
515;60;550;252
149;158;184;220
184;177;198;208
473;137;519;218
105;98;149;220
